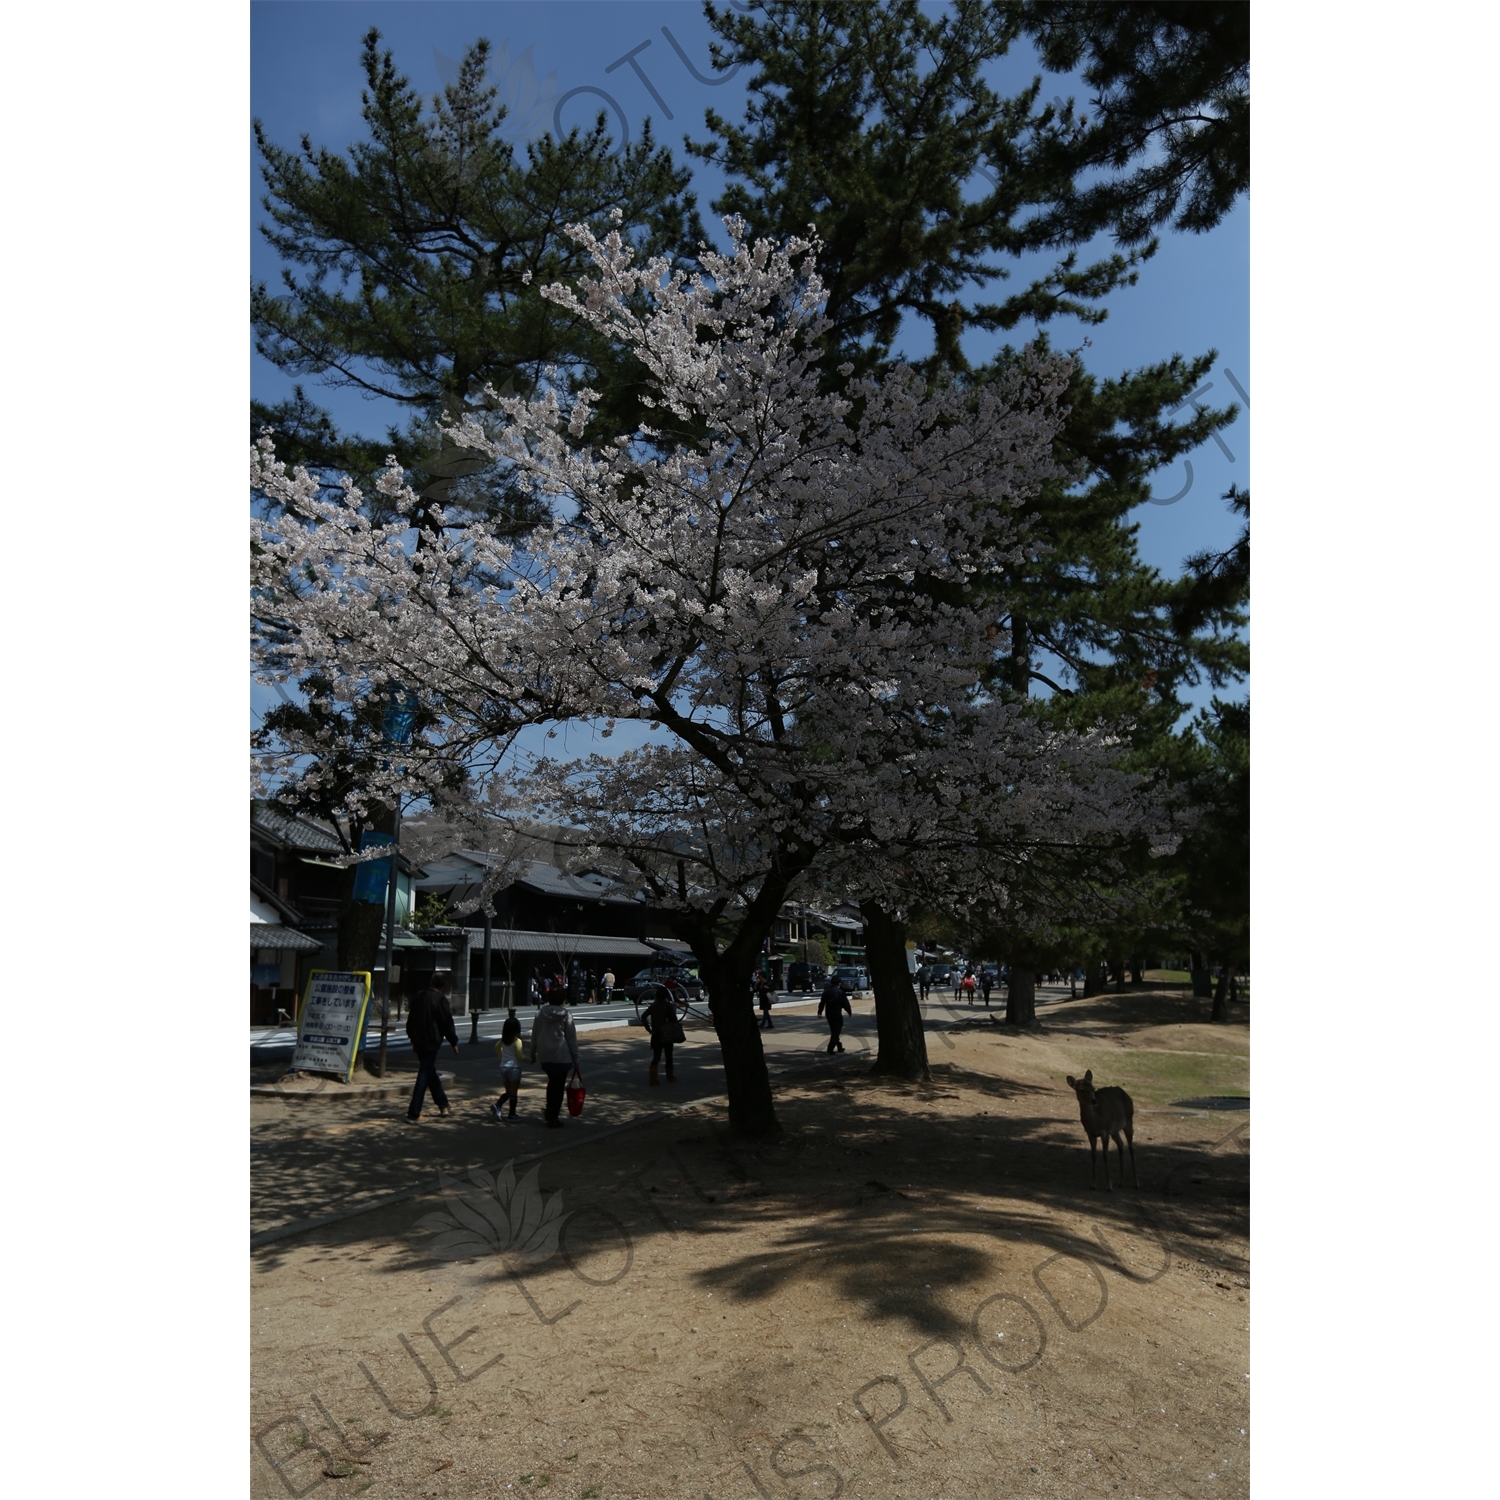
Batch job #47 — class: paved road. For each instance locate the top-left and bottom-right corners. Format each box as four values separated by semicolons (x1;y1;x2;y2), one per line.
251;992;825;1060
249;984;1079;1057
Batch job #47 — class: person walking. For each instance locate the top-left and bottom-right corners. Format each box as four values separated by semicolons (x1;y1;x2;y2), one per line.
602;967;615;1005
405;973;459;1122
962;970;977;1005
817;974;852;1054
644;986;684;1085
529;989;581;1128
492;1008;524;1121
756;973;775;1030
980;969;993;1007
917;964;930;1002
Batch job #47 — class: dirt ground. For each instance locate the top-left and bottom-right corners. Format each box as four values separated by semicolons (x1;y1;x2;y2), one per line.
251;987;1249;1499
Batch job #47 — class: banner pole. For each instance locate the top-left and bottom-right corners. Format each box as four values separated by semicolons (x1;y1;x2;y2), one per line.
375;804;401;1078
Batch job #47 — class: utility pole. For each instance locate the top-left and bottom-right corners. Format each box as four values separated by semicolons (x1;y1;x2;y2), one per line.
478;906;493;1038
375;804;401;1078
372;693;416;1079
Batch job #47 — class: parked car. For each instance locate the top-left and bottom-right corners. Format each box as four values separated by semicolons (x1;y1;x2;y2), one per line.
619;966;704;1005
926;963;953;986
786;961;827;993
833;965;869;994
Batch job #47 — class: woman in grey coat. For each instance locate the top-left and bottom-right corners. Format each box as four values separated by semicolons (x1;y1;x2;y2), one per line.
529;996;581;1127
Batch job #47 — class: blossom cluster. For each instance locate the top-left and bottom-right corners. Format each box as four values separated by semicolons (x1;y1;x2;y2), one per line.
252;218;1164;929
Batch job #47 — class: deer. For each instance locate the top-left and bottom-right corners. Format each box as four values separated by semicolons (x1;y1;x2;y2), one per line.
1065;1070;1139;1190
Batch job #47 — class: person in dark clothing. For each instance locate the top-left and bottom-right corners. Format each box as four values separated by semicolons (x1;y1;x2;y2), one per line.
755;973;775;1029
644;988;682;1084
917;965;930;1001
405;973;460;1122
817;976;852;1054
981;970;993;1007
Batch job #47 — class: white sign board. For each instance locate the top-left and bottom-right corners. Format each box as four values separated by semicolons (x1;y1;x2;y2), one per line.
291;970;373;1082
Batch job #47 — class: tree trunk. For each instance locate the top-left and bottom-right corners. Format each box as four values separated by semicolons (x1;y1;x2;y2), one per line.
1005;966;1036;1027
861;900;930;1081
338;896;385;973
700;950;777;1135
675;914;780;1138
1210;959;1230;1022
1112;955;1128;993
1082;961;1103;998
337;808;397;973
1130;957;1144;986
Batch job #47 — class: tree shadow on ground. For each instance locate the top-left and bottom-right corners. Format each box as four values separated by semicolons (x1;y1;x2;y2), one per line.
253;1056;1248;1336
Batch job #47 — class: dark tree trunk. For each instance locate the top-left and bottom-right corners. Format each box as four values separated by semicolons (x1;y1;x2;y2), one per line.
1211;959;1230;1022
1082;961;1103;998
1005;966;1036;1026
861;900;930;1081
338;896;384;973
1130;957;1144;986
1111;955;1128;993
673;876;805;1138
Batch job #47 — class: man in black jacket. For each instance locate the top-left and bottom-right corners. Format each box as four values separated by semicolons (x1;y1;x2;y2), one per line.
817;976;852;1054
405;973;460;1122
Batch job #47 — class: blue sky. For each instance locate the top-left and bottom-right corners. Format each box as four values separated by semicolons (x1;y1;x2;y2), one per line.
251;1;1248;739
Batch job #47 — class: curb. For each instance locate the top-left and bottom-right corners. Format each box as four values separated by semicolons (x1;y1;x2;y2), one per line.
251;1072;455;1101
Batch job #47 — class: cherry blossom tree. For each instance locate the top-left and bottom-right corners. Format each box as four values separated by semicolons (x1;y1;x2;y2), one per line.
252;217;1142;1134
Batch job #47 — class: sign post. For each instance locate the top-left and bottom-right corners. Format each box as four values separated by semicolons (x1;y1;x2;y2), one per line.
291;970;373;1083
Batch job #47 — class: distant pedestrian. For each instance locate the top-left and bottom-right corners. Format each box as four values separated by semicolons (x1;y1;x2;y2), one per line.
602;967;615;1005
917;965;930;1001
493;1009;524;1121
644;987;684;1084
756;973;774;1029
405;973;459;1123
962;971;977;1004
981;971;993;1007
529;991;581;1128
818;975;852;1054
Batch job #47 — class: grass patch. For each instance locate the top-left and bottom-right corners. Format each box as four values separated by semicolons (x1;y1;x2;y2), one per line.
1062;1046;1248;1107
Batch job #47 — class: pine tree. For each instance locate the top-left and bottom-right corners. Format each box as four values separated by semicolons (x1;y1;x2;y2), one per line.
690;0;1149;377
252;29;701;975
1011;1;1250;246
691;0;1247;1064
252;29;702;533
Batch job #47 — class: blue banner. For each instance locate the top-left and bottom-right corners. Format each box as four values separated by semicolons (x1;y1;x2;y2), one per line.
351;829;395;904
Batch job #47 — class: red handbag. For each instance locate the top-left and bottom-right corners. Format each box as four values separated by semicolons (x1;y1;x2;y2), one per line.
565;1066;586;1117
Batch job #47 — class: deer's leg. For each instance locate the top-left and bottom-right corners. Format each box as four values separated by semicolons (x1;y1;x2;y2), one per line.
1125;1126;1140;1188
1102;1132;1114;1191
1088;1134;1098;1188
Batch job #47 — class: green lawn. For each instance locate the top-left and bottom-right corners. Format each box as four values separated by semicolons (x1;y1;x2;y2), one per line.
1061;1045;1249;1108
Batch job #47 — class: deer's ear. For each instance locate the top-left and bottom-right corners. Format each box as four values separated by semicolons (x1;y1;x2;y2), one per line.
1066;1075;1077;1088
1083;1069;1093;1084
